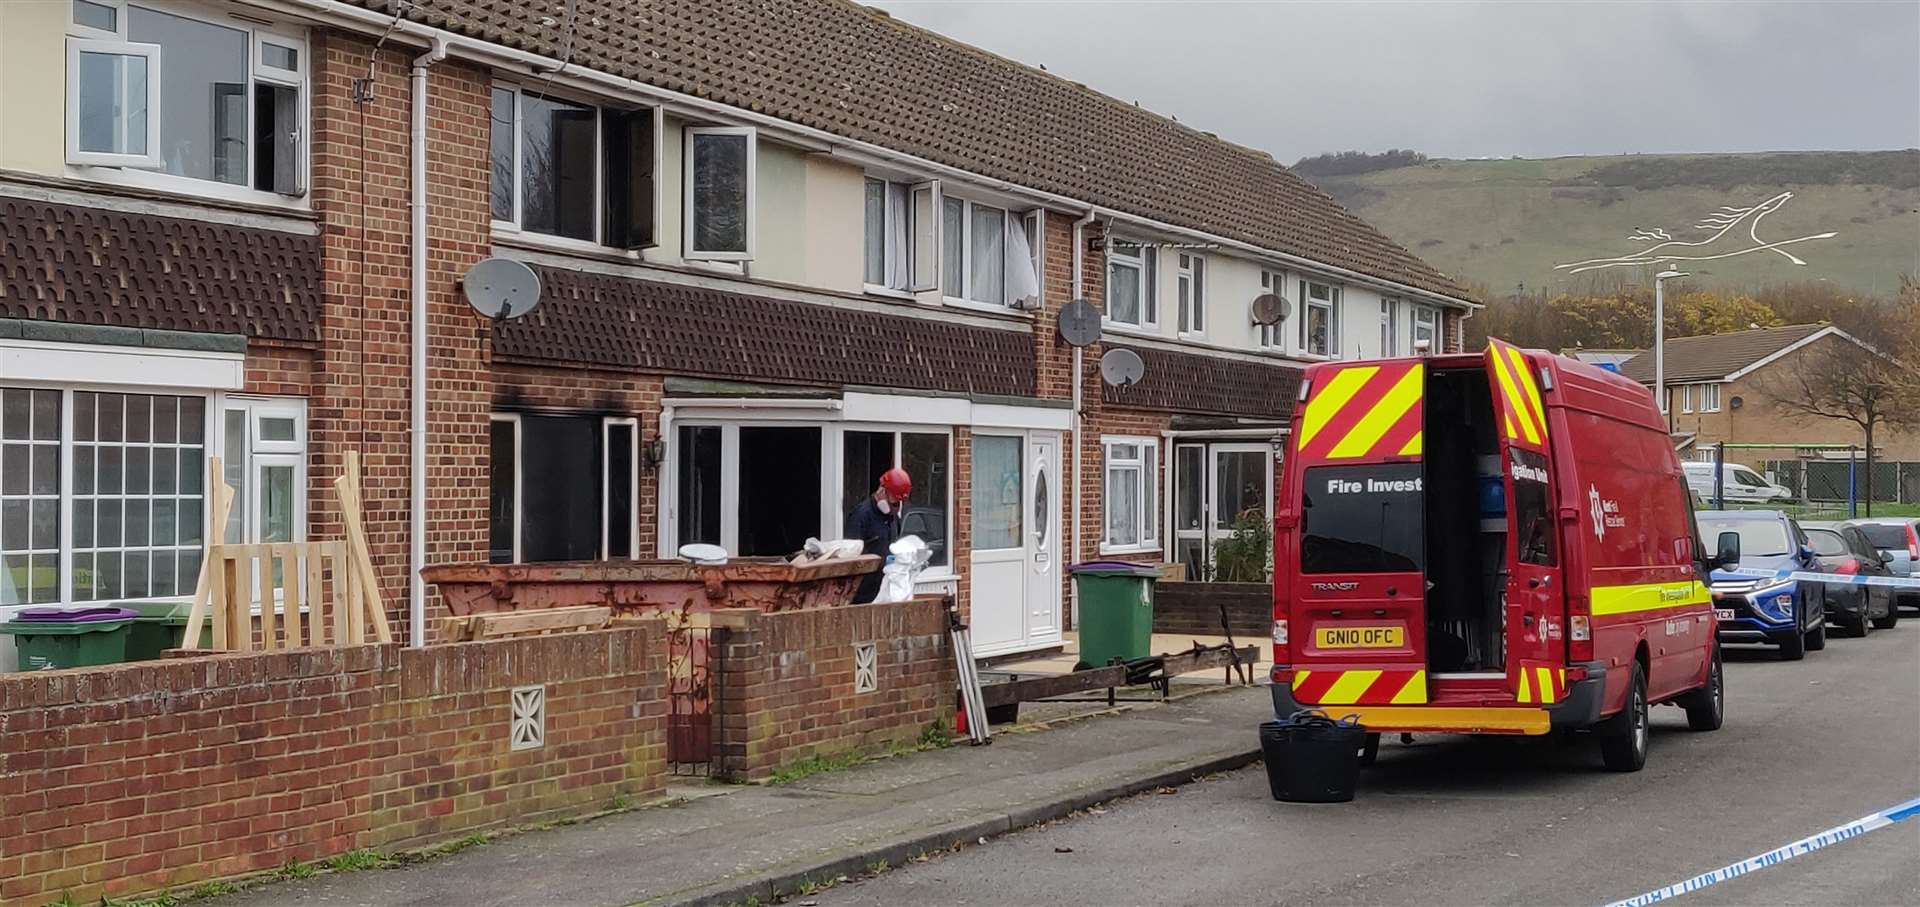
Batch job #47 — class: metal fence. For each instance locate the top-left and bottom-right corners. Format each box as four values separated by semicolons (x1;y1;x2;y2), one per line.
1692;443;1919;521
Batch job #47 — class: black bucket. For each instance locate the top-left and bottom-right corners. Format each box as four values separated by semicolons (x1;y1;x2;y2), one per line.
1260;711;1366;803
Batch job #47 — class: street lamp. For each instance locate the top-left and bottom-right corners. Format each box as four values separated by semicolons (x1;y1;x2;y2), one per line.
1654;268;1689;423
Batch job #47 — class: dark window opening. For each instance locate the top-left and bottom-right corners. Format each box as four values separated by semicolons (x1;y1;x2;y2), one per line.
842;431;895;524
1300;464;1424;574
520;94;597;241
738;427;819;556
603;108;656;248
488;420;516;563
517;416;600;562
607;422;635;559
900;433;949;568
253;83;300;195
1510;448;1555;566
677;425;722;547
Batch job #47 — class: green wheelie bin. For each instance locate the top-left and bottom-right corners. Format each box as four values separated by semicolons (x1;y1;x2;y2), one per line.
1069;561;1160;669
1;606;140;670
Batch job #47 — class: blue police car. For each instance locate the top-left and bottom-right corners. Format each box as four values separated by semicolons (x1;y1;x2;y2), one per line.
1698;510;1829;660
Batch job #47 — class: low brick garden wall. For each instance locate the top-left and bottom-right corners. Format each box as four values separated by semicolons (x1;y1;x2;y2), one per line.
0;624;668;907
709;597;954;781
1152;580;1272;639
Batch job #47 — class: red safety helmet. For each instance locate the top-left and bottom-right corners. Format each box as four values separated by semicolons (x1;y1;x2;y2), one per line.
880;467;913;500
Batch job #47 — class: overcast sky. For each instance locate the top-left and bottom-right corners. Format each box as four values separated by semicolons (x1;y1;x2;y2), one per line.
876;0;1920;162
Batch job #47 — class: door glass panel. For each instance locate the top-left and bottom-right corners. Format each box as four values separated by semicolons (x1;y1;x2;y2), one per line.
738;427;820;556
1214;450;1268;530
842;430;895;529
1175;446;1204;531
1032;456;1050;547
676;426;722;548
971;436;1023;550
606;423;634;559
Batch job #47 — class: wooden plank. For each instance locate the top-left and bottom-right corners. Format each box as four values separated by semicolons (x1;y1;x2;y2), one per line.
1158;645;1260;678
209;551;229;651
257;548;277;649
181;467;231;650
979;665;1129;709
336;453;391;643
225;558;250;651
469;606;611;639
280;547;302;648
329;547;350;645
305;547;325;647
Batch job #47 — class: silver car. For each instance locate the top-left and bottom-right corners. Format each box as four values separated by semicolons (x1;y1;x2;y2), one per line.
1843;518;1920;612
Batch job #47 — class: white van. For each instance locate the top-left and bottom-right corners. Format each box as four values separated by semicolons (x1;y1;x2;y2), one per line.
1683;461;1792;504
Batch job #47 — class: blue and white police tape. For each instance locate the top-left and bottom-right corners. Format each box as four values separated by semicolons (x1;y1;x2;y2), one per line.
1719;566;1920;589
1603;795;1920;907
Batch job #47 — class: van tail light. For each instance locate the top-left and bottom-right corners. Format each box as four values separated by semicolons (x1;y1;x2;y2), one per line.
1906;524;1918;561
1568;595;1594;663
1836;559;1860;576
1272;618;1290;665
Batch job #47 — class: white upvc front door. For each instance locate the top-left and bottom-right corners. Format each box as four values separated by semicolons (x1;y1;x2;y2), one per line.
968;430;1062;657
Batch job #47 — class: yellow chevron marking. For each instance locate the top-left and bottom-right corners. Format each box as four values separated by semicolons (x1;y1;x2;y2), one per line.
1321;670;1383;705
1590;580;1712;616
1536;667;1557;704
1298;367;1378;450
1517;667;1534;703
1293;670;1311;688
1398;431;1423;457
1488;345;1541;446
1328;365;1424;459
1506;345;1550;442
1389;670;1427;704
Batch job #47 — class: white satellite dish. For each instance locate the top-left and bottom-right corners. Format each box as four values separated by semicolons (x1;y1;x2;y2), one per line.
1250;293;1291;326
677;543;729;565
1099;348;1146;388
462;257;543;321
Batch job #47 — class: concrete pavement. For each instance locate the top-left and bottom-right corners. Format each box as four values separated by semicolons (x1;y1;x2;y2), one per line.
211;681;1270;907
817;631;1920;907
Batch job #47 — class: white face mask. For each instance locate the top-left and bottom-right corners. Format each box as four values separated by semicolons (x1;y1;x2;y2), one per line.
876;497;892;515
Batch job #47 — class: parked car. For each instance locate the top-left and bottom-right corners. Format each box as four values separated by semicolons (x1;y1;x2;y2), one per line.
1698;510;1827;659
1801;523;1899;636
1683;461;1793;504
1842;517;1920;613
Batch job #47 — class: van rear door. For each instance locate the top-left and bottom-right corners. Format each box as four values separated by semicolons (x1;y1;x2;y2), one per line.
1288;360;1429;706
1484;340;1567;704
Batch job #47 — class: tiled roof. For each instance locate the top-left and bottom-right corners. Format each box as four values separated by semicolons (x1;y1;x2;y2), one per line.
347;0;1467;299
0;197;321;342
1617;324;1828;384
1102;344;1301;418
498;266;1036;396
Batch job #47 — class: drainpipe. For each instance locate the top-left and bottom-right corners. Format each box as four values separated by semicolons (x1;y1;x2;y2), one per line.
1070;208;1097;627
409;37;448;648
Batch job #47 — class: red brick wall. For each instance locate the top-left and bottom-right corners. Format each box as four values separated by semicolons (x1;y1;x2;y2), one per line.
1079;407;1174;574
243;341;316;397
708;598;953;781
0;627;667;907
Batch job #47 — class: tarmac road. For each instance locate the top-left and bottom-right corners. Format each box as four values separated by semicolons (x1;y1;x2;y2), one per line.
815;631;1920;907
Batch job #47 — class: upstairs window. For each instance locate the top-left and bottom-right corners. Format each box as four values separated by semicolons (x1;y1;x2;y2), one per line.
1380;299;1401;357
1257;270;1287;351
685;126;756;261
1300;280;1341;357
1177;253;1207;336
941;195;1040;308
1680;384;1694;413
1106;240;1158;329
1700;383;1722;412
491;84;657;248
863;177;939;293
1412;304;1438;354
66;1;306;196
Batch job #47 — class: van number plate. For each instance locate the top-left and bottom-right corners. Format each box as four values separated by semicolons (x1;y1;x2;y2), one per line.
1315;626;1404;648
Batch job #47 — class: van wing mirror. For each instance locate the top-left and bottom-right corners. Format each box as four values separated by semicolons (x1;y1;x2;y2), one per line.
1715;531;1741;569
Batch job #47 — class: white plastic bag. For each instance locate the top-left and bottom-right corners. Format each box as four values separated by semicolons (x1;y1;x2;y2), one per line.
876;535;931;603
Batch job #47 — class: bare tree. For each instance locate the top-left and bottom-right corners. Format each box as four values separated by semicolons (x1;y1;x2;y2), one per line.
1758;331;1920;514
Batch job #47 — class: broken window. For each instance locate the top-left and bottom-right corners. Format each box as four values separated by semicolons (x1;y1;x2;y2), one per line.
491;83;657;248
490;414;637;563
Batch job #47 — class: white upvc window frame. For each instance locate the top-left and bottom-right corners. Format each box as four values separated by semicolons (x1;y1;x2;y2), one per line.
1177;253;1207;338
489;413;524;564
602;416;640;560
1412;303;1438;355
1300;279;1342;359
1101;436;1160;554
492;81;600;248
836;425;957;576
64;37;163;170
864;175;942;297
1680;384;1695;414
1257;269;1288;352
1700;383;1723;413
1380;298;1401;358
683;125;758;263
1104;238;1158;331
64;0;311;206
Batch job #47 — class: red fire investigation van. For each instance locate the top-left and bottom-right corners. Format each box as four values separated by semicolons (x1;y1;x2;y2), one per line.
1270;339;1724;771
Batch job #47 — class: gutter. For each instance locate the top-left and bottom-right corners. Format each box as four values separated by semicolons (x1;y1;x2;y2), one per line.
409;36;449;648
1070;208;1097;627
251;0;1477;312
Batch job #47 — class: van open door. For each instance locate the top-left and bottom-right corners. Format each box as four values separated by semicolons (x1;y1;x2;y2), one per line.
1285;360;1429;706
1484;340;1567;705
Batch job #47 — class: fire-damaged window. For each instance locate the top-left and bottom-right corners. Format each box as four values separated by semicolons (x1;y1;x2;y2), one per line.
66;1;307;196
842;430;951;569
490;83;658;248
1300;464;1424;574
1509;449;1555;566
489;414;640;563
670;425;822;557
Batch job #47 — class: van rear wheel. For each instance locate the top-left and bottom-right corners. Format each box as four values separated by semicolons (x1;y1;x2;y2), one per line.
1679;648;1724;732
1600;664;1649;772
1357;733;1380;767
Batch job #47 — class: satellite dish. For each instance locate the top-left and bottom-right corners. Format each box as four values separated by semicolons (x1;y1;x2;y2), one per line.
1099;348;1146;388
1250;293;1290;326
462;257;543;321
1057;299;1101;348
677;543;729;565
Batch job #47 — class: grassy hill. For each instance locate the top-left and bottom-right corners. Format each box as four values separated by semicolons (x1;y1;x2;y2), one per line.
1307;151;1920;298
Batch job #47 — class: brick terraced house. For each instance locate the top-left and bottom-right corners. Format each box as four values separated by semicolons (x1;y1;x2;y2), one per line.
0;0;1472;660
